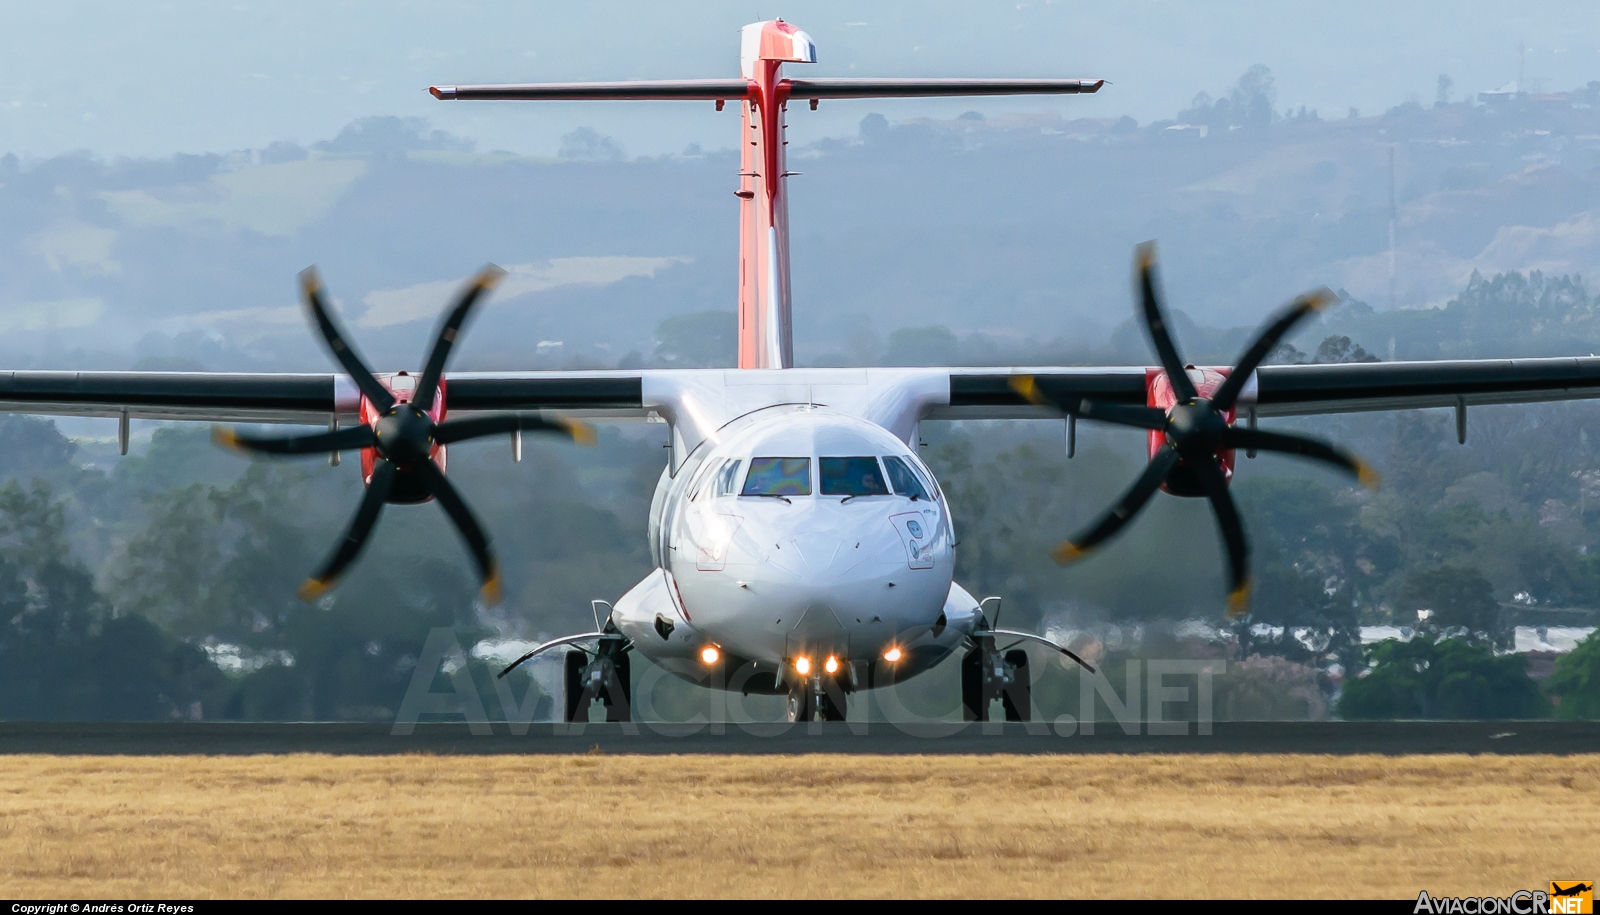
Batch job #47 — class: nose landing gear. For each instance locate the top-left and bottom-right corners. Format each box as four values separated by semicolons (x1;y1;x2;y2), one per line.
785;673;848;722
962;634;1031;722
563;630;632;723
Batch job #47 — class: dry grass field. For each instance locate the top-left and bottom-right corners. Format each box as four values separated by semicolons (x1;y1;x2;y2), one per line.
0;753;1594;898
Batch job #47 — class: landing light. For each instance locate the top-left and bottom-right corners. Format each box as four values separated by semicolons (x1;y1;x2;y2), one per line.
824;656;839;674
883;647;903;663
700;646;720;665
794;656;811;675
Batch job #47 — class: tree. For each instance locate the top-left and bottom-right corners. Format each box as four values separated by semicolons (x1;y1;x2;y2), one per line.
1232;477;1363;676
1231;65;1277;127
0;479;228;720
111;483;225;639
1401;565;1511;649
653;311;736;367
1338;637;1549;719
1544;630;1600;719
1313;335;1379;364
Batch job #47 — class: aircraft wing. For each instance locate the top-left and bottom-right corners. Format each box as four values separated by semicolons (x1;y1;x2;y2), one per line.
938;356;1600;419
4;357;1599;429
0;370;647;425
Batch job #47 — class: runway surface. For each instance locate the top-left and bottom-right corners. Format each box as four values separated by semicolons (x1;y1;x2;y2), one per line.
1;719;1596;754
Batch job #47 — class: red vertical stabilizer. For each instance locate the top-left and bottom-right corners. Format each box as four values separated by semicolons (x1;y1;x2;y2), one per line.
737;20;815;368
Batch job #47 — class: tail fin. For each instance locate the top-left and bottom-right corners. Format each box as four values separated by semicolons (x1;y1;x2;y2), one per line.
428;20;1101;370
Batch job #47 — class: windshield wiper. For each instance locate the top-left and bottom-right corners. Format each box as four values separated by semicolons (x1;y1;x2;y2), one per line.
840;493;888;503
745;493;792;504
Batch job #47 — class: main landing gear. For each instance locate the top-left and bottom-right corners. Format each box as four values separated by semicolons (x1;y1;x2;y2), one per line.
962;632;1031;722
564;629;632;723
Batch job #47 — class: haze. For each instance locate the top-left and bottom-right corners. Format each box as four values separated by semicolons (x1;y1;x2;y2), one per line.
5;2;1597;159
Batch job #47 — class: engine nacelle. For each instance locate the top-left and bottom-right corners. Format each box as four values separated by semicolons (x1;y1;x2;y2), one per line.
1146;366;1235;497
359;371;447;504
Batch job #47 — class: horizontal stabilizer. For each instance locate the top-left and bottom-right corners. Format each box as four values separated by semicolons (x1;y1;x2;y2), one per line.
785;78;1103;99
430;80;751;101
431;77;1103;103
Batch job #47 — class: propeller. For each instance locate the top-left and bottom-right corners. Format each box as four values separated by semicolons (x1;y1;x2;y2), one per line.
214;265;596;604
1012;242;1379;617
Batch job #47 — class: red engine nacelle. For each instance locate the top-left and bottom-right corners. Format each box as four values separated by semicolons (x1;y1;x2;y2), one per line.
1146;366;1235;497
358;371;447;504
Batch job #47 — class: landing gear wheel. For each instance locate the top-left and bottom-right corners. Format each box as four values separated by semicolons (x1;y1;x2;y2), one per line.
786;685;814;723
961;648;984;721
563;649;588;723
601;650;632;722
1002;649;1031;722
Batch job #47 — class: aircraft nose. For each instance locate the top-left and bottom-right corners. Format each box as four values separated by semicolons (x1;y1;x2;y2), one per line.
770;527;901;580
789;530;844;574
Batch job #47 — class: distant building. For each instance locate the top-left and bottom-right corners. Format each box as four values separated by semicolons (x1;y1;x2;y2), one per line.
1477;81;1519;105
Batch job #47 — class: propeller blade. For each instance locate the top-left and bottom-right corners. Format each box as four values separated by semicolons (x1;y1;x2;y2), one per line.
416;458;502;605
412;265;506;413
299;267;395;412
213;424;376;456
1211;288;1335;411
1076;398;1169;431
1221;427;1380;489
1008;378;1168;430
1052;445;1180;564
433;412;597;446
298;458;397;601
1135;241;1196;403
1193;458;1251;618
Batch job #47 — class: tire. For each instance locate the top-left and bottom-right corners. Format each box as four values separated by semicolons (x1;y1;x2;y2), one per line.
961;647;984;721
564;650;588;723
602;651;632;722
786;685;813;723
1002;649;1031;722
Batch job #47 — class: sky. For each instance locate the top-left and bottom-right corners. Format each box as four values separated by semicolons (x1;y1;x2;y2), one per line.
5;1;1600;160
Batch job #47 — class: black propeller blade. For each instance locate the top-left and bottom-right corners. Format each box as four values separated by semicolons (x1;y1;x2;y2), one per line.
1012;242;1380;617
215;265;595;604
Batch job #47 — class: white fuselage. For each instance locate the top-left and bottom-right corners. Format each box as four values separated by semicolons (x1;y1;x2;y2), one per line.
610;396;983;693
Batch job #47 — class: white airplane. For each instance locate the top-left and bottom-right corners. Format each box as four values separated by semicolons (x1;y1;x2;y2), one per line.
10;20;1600;723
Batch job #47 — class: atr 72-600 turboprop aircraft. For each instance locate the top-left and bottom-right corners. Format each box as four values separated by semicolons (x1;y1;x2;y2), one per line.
10;20;1600;723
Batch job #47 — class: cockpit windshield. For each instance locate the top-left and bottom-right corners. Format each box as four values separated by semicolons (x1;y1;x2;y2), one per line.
820;456;889;497
883;455;931;500
741;457;812;496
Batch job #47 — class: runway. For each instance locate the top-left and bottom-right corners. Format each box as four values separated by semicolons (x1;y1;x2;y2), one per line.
1;719;1596;755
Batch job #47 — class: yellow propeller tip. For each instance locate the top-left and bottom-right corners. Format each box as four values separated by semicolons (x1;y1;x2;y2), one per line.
562;418;598;446
1356;461;1382;491
480;572;504;606
476;264;508;289
296;578;331;602
1050;542;1088;566
1008;375;1046;406
1135;241;1158;268
1227;582;1253;618
211;426;242;451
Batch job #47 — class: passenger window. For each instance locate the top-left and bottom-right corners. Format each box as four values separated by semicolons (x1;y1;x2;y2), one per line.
714;459;742;497
820;456;889;497
741;457;811;496
883;455;931;501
